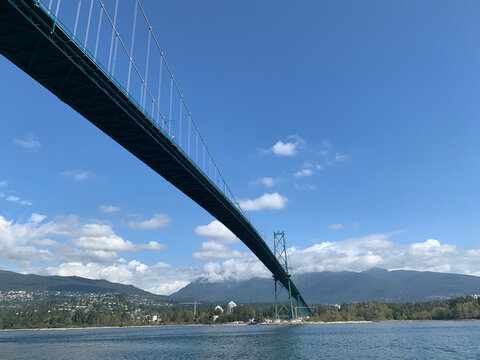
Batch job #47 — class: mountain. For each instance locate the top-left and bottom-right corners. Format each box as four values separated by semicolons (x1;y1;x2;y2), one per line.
0;270;160;298
171;269;480;304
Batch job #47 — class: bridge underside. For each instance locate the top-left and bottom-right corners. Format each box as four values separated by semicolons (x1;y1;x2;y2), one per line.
0;0;310;314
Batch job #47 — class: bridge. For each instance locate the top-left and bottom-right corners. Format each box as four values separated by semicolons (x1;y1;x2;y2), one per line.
0;0;311;318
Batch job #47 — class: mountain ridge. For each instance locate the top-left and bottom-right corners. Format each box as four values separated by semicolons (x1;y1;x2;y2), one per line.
0;270;162;298
171;269;480;304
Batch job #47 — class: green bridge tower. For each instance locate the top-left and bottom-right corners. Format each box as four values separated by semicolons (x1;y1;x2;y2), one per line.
273;231;295;320
273;231;312;320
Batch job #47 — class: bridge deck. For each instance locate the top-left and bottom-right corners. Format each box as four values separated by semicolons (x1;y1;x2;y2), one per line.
0;0;310;312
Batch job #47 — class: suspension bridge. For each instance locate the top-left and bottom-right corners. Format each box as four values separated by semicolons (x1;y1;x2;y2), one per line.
0;0;311;318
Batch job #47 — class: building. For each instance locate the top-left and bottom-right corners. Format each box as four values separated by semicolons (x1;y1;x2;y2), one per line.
214;305;224;313
227;301;237;313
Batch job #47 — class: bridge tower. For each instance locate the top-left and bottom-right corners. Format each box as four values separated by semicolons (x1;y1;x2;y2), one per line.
273;231;295;320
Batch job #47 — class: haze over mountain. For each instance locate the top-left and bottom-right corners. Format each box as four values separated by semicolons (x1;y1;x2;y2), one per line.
171;269;480;304
3;268;480;305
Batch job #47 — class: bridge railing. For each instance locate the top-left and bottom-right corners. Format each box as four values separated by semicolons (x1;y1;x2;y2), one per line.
35;0;249;222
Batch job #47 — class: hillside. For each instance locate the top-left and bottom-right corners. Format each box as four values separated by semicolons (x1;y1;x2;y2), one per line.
0;270;159;298
171;268;480;304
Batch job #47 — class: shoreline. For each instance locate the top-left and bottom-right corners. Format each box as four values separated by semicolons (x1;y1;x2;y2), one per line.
2;319;479;332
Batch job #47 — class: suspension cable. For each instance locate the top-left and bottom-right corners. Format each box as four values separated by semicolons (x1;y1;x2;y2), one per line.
135;0;243;211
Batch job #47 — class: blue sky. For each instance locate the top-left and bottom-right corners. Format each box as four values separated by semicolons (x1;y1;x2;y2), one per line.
1;0;480;294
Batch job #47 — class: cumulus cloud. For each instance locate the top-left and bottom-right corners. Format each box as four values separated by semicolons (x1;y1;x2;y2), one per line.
14;132;41;150
99;205;121;213
6;195;32;206
62;170;93;181
194;231;480;284
335;153;350;162
329;223;344;230
264;135;305;156
294;183;316;191
288;232;480;276
192;221;245;260
194;221;239;244
253;177;280;188
71;225;165;252
0;214;53;263
38;259;201;295
0;180;8;188
192;242;247;260
239;192;289;212
294;169;313;178
0;213;165;266
201;256;270;283
128;213;171;230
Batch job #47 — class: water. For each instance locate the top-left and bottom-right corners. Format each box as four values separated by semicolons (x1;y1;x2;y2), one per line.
1;321;479;359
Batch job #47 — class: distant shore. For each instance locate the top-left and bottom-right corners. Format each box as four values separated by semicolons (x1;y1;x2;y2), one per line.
4;319;480;332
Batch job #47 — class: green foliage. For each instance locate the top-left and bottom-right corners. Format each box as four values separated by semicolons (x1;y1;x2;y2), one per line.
307;296;480;322
1;295;480;329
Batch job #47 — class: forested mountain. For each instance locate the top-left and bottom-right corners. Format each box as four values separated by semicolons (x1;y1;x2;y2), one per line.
0;270;157;297
171;269;480;304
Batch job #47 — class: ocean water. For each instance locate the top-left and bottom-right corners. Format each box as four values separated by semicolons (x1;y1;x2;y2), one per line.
0;321;479;359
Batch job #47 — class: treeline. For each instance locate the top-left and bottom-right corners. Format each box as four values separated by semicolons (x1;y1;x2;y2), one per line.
1;295;479;329
307;296;480;322
0;295;272;329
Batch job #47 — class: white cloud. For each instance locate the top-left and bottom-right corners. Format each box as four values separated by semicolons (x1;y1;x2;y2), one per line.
0;215;53;263
264;135;305;156
14;132;41;150
192;221;245;260
201;256;270;283
99;205;121;213
239;192;289;212
0;180;8;188
329;223;344;230
335;153;350;162
294;168;313;178
322;140;332;148
294;183;316;191
192;241;247;260
62;170;93;181
6;195;32;206
195;221;239;244
255;177;280;188
191;231;480;284
288;232;480;276
0;213;165;266
128;213;171;230
39;260;201;295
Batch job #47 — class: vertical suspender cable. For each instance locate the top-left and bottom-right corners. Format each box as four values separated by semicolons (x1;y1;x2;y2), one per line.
179;97;183;147
73;0;81;38
195;133;198;163
48;0;53;13
107;0;118;72
157;58;163;128
169;77;173;136
188;115;191;157
135;0;243;214
84;0;94;51
143;30;152;110
94;4;103;59
54;0;61;18
127;0;138;93
97;0;173;138
111;27;119;76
